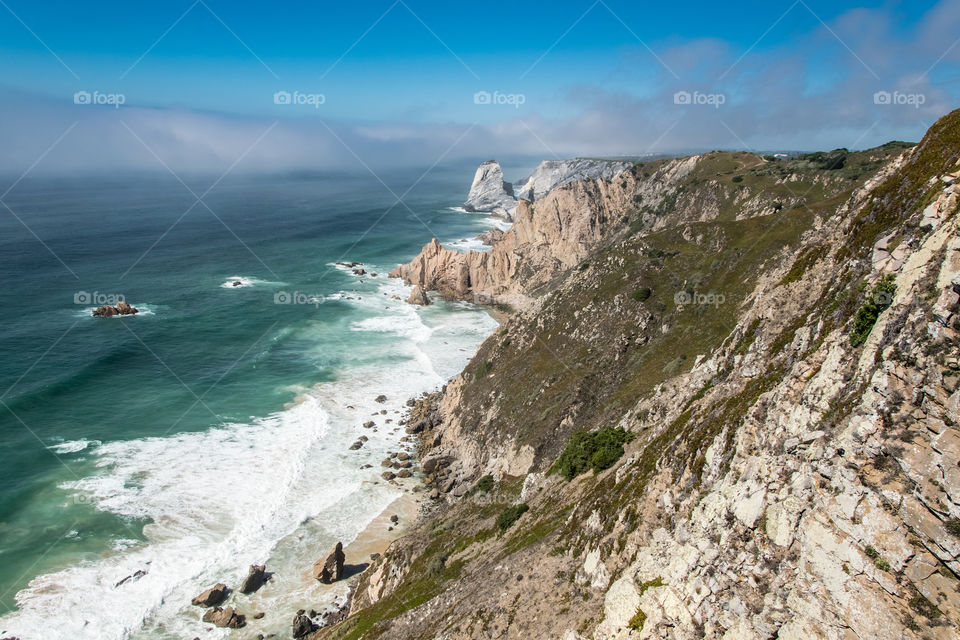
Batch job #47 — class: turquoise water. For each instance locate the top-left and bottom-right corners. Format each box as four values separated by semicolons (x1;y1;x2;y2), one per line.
0;163;508;638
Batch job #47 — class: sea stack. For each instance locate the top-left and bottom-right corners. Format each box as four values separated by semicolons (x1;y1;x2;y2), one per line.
313;541;345;584
463;160;517;220
406;285;431;306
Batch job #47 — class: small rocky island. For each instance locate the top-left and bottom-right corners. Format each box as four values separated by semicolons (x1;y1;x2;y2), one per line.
92;301;138;317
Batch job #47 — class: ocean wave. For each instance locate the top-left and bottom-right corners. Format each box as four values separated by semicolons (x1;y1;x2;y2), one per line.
447;236;491;253
48;439;101;454
485;217;513;231
1;293;497;640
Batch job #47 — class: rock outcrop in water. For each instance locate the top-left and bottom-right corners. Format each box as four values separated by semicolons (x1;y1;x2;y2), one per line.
406;285;431;306
318;114;960;639
191;583;228;607
239;564;265;594
201;605;246;628
463;160;516;219
92;301;138;317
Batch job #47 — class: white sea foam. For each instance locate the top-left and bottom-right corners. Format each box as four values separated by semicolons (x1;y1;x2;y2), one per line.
447;236;490;253
485;217;513;231
47;439;101;454
1;277;498;640
220;275;256;288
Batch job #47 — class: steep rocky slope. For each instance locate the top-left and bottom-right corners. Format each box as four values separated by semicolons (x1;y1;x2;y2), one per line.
319;113;960;640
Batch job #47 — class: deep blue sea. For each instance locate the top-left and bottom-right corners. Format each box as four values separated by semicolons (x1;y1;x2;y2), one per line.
0;160;528;639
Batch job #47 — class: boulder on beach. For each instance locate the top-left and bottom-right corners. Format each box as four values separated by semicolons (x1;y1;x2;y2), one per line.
191;582;229;607
406;285;431;306
92;301;139;317
293;613;317;638
313;541;345;584
375;394;387;403
202;606;246;628
239;564;266;594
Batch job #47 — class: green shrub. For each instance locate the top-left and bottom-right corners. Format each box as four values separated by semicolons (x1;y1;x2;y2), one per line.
553;427;635;481
874;557;891;571
628;608;646;631
631;287;652;302
732;175;744;183
497;504;529;531
426;554;448;576
850;275;896;346
474;360;493;380
909;593;942;619
946;518;960;536
470;475;494;495
864;545;879;559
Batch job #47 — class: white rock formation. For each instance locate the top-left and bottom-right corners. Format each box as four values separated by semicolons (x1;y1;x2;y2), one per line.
463;160;517;219
513;158;632;202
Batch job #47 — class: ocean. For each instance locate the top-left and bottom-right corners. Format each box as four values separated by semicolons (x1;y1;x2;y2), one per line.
0;161;518;639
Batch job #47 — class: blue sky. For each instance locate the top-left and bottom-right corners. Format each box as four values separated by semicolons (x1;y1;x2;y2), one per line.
0;0;956;172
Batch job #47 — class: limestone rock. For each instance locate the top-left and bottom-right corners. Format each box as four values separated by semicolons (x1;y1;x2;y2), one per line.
513;158;631;202
463;160;516;219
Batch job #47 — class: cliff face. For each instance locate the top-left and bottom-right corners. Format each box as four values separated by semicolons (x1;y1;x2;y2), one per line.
392;156;700;308
514;158;632;202
463;160;517;219
320;114;960;640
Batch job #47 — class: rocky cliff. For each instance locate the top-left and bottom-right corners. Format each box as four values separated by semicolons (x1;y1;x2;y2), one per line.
463;160;517;219
514;158;632;202
319;113;960;640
